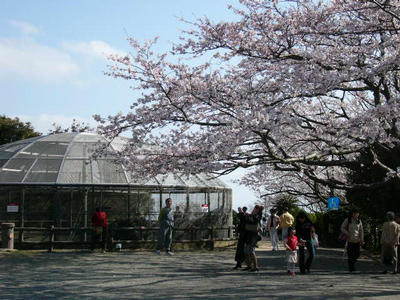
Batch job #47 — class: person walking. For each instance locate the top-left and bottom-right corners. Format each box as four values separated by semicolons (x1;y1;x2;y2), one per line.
91;207;108;252
233;206;248;269
280;208;294;242
156;198;174;255
381;211;400;274
395;212;400;274
295;211;315;274
261;217;267;237
239;205;264;271
284;227;298;276
340;208;364;273
267;208;280;251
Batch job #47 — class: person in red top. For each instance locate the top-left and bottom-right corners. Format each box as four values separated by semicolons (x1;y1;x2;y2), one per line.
91;207;108;252
284;227;298;276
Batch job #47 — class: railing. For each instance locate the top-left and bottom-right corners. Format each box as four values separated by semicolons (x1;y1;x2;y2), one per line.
8;225;234;252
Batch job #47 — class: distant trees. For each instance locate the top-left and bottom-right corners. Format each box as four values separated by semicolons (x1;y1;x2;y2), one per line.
48;119;92;134
0;115;41;145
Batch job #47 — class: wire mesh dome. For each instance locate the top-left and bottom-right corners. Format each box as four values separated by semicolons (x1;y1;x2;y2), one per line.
0;133;232;247
0;132;228;188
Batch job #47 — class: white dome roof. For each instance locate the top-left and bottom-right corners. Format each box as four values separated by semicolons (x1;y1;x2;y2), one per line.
0;132;228;188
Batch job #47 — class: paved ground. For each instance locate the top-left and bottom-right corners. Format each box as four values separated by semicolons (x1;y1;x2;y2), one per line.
0;241;399;300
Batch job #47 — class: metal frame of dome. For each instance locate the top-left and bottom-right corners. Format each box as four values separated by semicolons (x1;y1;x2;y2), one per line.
0;133;233;247
0;132;228;190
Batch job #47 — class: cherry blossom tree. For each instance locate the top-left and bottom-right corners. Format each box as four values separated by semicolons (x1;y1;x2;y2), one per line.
96;0;400;206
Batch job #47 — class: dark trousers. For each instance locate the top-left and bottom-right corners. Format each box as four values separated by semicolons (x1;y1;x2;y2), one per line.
235;233;246;265
299;241;314;273
347;242;360;272
91;227;107;251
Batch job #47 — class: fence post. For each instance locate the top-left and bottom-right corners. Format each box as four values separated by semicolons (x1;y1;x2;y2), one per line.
209;226;215;250
48;225;55;252
139;227;143;241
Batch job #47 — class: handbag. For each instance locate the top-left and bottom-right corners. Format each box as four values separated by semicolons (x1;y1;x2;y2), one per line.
245;224;259;232
311;233;319;248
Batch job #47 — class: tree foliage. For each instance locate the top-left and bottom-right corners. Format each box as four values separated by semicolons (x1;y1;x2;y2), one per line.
271;194;300;216
48;119;92;134
346;145;400;221
97;0;400;207
0;115;41;145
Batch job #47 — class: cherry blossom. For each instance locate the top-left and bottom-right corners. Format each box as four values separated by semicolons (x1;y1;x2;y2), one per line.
96;0;400;206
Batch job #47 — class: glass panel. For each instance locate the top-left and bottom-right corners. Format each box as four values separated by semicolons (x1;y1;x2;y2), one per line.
17;142;69;158
0;158;35;182
138;176;159;186
196;173;227;187
209;192;219;211
155;174;186;186
24;159;63;183
180;174;208;187
66;142;99;158
41;132;77;142
188;193;207;213
73;133;107;142
58;159;92;184
0;142;31;159
93;159;127;184
0;159;7;168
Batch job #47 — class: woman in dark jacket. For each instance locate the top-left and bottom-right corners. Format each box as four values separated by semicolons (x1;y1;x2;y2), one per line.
233;207;248;269
239;205;264;271
295;211;315;274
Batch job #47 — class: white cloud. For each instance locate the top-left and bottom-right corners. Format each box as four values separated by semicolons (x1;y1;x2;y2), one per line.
8;20;40;35
62;40;126;59
17;114;96;134
0;37;80;83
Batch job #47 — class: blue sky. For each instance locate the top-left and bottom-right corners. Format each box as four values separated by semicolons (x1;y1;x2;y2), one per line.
0;0;258;208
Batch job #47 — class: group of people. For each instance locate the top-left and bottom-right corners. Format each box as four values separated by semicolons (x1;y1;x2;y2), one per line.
234;207;317;275
233;206;400;276
340;208;400;275
91;199;400;276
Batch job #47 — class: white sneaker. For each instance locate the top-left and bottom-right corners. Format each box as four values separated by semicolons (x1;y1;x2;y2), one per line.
167;251;174;256
156;250;161;255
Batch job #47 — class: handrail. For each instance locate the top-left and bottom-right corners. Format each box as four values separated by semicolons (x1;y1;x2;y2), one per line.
7;225;234;252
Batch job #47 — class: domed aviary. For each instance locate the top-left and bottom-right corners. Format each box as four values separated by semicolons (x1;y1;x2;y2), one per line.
0;133;232;248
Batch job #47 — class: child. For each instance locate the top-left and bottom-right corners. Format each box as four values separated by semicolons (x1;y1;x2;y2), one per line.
285;227;298;275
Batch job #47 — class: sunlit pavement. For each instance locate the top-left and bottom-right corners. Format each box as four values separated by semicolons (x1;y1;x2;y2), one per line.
0;241;399;299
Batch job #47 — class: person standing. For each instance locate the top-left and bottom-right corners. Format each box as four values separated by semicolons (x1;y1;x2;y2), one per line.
240;205;264;271
284;227;298;276
340;208;364;273
156;198;174;255
267;208;280;251
295;211;315;274
395;213;400;274
380;211;400;274
91;207;108;252
280;208;294;242
233;206;248;269
261;217;267;237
